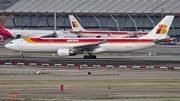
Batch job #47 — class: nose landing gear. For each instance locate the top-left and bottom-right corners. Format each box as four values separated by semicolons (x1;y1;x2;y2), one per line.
20;52;24;58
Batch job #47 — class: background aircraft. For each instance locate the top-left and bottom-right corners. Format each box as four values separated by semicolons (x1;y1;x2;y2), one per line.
0;24;77;39
5;16;174;59
69;15;149;38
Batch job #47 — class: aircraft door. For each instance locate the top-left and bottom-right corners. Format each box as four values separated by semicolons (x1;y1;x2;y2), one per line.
17;39;24;47
49;40;53;47
14;33;22;38
137;39;142;46
16;34;21;38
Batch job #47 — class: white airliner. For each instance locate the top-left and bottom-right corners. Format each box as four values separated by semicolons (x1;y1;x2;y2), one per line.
0;24;76;38
69;15;149;38
5;15;174;59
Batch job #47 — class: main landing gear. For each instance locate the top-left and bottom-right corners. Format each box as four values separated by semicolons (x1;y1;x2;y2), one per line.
83;54;96;59
20;52;24;58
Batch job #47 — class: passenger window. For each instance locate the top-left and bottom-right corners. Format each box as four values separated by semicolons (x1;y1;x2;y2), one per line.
9;42;13;44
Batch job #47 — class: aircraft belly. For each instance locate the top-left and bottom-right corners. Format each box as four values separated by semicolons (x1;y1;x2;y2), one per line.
101;43;155;53
19;44;56;52
19;44;75;53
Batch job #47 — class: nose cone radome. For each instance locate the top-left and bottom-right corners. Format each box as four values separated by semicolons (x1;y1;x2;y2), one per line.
4;43;13;50
4;44;9;49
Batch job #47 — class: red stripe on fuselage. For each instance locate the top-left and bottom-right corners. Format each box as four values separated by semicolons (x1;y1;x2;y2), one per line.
29;38;153;43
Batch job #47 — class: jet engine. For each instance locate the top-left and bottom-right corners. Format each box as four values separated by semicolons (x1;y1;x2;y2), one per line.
16;34;21;38
57;48;76;56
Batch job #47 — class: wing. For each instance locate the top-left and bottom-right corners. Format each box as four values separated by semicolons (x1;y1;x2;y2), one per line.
70;30;87;38
70;30;103;38
71;39;107;51
40;31;58;38
31;31;64;38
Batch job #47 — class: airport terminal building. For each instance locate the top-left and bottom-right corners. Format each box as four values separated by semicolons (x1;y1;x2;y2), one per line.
0;0;180;41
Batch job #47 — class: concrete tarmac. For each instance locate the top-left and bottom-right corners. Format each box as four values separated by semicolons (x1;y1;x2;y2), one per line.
0;66;180;101
0;66;180;80
1;89;180;100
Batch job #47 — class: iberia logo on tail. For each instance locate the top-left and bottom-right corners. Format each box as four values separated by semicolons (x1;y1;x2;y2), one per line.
72;21;79;28
156;24;167;34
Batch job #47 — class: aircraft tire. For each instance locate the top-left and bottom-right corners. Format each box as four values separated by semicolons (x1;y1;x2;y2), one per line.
83;55;88;59
84;55;96;59
92;55;96;59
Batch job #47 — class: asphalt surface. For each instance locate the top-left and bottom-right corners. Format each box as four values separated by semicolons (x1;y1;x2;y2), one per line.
1;89;180;100
0;67;180;80
0;66;180;101
0;43;180;101
1;42;180;66
1;55;180;66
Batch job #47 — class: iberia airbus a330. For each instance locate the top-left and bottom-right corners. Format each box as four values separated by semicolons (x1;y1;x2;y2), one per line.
0;24;76;38
5;15;174;59
69;15;148;38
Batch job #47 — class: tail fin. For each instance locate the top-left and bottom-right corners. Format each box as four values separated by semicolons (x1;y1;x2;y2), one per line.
0;23;5;34
0;24;4;31
0;24;13;38
141;15;174;40
69;15;86;31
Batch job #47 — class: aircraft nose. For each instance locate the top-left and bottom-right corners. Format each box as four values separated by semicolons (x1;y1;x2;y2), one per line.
4;43;10;49
4;44;7;48
4;41;17;51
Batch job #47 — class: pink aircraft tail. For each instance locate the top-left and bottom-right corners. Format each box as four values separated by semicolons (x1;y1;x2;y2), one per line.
0;24;3;32
0;24;13;38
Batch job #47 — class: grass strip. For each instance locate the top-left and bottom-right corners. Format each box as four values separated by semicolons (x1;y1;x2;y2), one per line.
0;79;180;90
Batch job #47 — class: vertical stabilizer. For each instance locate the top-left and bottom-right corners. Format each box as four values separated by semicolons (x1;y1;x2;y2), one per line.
140;15;174;40
69;15;86;31
0;24;4;31
0;24;13;38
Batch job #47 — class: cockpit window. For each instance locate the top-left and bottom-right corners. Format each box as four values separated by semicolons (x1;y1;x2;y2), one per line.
9;42;13;44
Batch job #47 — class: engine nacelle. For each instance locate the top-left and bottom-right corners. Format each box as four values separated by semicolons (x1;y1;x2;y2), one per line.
57;48;76;56
16;34;21;38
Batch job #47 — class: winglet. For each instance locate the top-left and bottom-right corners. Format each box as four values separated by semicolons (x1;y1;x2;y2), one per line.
99;39;107;44
41;31;58;38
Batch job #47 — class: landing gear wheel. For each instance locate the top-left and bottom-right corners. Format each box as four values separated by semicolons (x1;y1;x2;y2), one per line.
20;52;24;58
83;55;88;59
89;55;92;59
92;55;96;59
83;55;96;59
